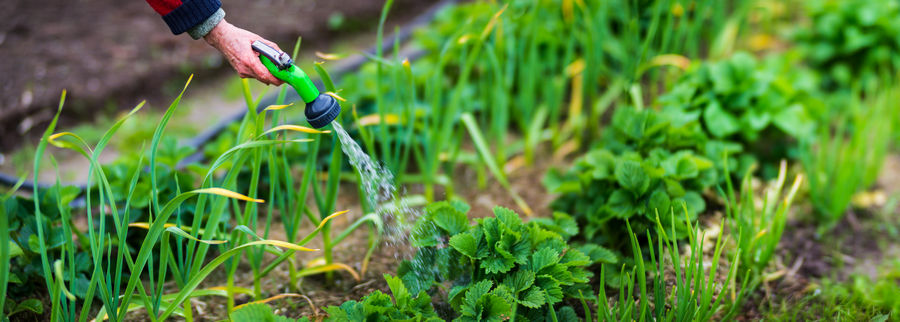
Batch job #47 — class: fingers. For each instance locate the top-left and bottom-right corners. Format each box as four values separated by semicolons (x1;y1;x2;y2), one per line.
229;43;276;85
245;35;285;85
250;61;282;85
205;21;286;86
234;53;278;85
254;39;286;85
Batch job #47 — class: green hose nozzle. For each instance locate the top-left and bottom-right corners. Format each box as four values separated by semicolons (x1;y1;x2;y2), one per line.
253;41;340;128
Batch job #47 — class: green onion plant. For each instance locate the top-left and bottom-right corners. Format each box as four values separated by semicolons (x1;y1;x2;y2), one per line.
30;76;340;321
802;85;897;230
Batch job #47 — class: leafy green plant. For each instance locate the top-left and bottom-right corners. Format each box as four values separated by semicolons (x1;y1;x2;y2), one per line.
3;182;84;294
659;52;821;163
332;0;752;213
545;107;717;248
3;299;43;319
0;181;46;321
325;274;441;321
794;0;900;89
398;201;592;320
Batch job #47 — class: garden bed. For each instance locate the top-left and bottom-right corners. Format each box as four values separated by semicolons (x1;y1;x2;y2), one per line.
4;0;900;320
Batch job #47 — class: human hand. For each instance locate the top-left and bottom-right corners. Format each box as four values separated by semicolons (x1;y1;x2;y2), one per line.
203;20;284;85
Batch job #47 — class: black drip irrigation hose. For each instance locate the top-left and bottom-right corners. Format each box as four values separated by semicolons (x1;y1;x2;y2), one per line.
0;0;457;195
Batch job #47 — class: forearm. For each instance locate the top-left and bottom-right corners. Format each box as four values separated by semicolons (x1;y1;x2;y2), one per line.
146;0;284;85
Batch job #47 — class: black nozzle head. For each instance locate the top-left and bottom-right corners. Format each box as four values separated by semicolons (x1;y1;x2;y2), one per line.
305;94;341;128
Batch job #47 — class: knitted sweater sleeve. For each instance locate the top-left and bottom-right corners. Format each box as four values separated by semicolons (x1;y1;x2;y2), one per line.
145;0;222;35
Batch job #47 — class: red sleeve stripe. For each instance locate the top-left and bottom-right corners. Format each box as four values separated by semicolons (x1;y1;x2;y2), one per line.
146;0;184;16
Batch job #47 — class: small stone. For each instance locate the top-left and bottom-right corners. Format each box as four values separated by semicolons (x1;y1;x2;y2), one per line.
21;89;33;106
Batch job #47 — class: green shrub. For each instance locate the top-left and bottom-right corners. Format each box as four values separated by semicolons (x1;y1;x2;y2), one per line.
794;0;900;89
398;201;592;321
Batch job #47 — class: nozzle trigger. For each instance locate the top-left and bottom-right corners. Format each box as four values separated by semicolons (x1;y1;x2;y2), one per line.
251;41;293;70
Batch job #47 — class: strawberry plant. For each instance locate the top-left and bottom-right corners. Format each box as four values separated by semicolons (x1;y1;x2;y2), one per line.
229;303;304;322
658;52;821;163
545;107;717;248
3;185;91;300
398;201;592;321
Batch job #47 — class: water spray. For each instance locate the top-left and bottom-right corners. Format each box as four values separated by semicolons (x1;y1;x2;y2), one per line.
252;41;341;128
254;41;417;249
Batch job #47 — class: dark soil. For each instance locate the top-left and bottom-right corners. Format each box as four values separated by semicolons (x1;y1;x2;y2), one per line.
738;201;900;319
453;147;563;219
0;0;436;151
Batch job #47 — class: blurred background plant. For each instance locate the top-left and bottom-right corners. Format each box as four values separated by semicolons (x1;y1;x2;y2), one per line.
793;0;900;91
